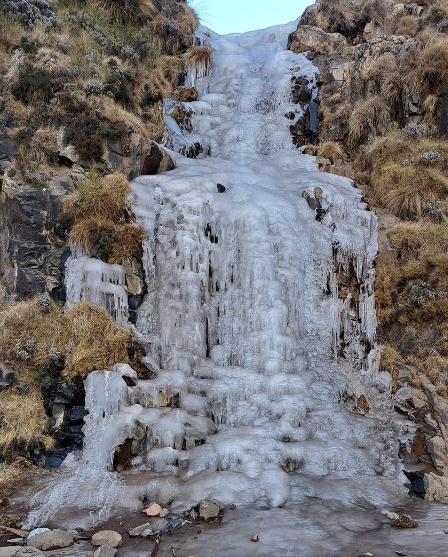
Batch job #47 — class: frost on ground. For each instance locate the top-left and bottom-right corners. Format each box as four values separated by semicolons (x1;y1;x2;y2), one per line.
25;19;415;553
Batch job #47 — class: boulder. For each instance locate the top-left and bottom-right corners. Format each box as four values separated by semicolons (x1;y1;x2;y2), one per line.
0;549;19;557
141;142;175;176
198;499;223;521
287;25;347;56
0;362;15;391
94;546;117;557
27;529;74;551
91;531;122;548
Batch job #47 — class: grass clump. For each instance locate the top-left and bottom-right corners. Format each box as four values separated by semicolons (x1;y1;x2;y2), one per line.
348;95;390;147
63;170;144;263
0;297;132;381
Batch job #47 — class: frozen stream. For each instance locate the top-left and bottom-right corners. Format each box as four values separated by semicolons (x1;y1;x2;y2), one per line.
20;19;445;556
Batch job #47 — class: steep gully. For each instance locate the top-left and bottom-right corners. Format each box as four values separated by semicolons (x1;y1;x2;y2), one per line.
17;20;448;557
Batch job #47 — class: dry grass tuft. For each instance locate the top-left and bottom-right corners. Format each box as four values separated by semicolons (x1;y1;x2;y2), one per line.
65;302;131;379
0;390;53;453
64;171;144;263
395;15;420;36
317;141;345;164
95;0;155;23
348;95;390;146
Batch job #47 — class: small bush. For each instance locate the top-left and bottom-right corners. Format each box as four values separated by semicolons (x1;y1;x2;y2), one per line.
94;0;155;23
64;111;105;161
11;65;55;105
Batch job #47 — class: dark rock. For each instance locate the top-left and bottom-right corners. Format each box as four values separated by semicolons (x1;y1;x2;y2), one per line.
0;363;15;392
141;142;175;175
217;184;226;193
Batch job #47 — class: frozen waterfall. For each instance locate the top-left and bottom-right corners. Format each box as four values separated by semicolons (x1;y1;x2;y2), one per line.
29;20;401;531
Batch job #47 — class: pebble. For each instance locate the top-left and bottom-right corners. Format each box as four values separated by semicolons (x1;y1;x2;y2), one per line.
94;546;117;557
251;534;259;543
395;552;407;556
159;508;169;518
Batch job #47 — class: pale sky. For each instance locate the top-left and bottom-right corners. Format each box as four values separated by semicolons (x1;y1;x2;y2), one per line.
189;0;314;35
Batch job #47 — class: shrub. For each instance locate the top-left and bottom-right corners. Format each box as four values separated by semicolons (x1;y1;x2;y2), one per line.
2;0;57;29
11;65;55;105
64;111;105;161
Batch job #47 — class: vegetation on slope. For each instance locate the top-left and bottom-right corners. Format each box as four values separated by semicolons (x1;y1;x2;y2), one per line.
0;296;132;455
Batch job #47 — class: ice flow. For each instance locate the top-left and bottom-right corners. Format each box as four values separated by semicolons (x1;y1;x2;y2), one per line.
31;21;397;526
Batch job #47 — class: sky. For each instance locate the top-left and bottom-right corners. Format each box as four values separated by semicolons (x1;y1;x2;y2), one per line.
189;0;314;35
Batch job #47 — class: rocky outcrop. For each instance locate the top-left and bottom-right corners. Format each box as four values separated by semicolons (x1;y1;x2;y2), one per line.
288;0;448;505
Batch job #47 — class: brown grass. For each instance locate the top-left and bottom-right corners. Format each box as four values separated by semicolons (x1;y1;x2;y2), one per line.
348;95;390;147
184;46;212;77
65;302;131;378
95;0;155;23
317;141;345;164
0;390;54;453
64;171;144;263
395;15;420;36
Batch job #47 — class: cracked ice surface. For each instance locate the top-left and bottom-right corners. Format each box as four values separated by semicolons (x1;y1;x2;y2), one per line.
27;21;401;530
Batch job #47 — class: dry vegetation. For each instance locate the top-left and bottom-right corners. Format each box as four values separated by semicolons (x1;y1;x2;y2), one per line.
63;170;144;263
0;0;200;184
0;296;132;455
307;0;448;393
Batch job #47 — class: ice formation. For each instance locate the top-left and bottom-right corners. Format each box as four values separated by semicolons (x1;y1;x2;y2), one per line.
30;21;400;529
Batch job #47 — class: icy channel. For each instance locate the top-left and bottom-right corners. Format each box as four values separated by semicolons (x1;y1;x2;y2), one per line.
26;20;408;541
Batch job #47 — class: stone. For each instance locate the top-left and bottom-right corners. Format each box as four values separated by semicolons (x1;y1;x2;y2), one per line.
15;550;44;557
141;142;175;176
0;362;15;391
122;257;145;297
27;529;74;551
251;534;259;542
145;503;162;516
91;531;122;548
0;549;19;557
390;515;418;529
129;523;153;538
94;546;117;557
147;517;169;534
6;539;24;546
287;25;347;56
198;499;223;521
159;509;169;518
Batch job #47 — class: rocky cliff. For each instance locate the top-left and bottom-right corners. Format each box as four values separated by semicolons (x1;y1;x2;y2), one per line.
288;0;448;503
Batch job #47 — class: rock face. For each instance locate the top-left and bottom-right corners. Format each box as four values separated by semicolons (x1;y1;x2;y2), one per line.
27;529;74;550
